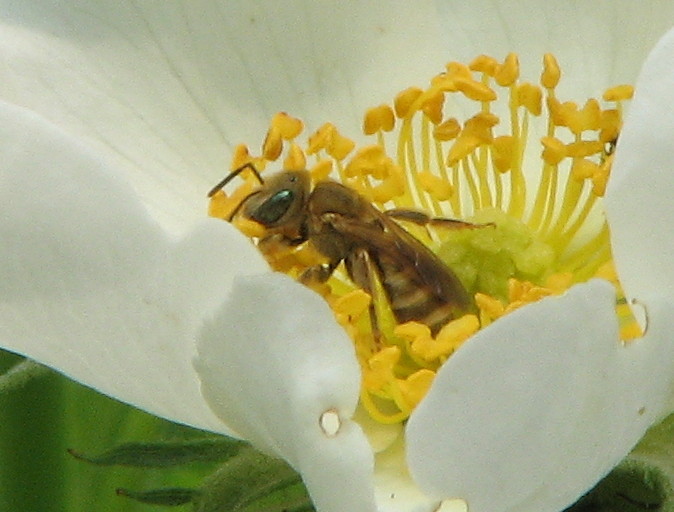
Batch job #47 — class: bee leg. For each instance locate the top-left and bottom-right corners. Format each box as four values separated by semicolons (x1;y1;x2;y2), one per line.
345;249;384;347
298;262;337;286
384;208;489;230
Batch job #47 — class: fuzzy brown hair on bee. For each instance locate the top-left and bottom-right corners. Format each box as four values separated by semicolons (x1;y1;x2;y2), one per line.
208;163;475;336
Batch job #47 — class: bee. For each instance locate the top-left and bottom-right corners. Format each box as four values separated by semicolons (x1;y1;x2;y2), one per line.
208;163;475;336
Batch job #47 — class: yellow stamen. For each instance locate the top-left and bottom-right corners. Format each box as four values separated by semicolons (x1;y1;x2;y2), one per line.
364;105;396;135
209;51;638;427
271;112;304;139
284;143;307;171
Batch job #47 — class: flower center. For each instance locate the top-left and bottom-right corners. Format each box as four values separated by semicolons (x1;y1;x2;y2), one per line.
208;52;637;426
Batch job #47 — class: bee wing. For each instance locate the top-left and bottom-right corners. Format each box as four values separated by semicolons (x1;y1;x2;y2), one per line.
323;211;471;310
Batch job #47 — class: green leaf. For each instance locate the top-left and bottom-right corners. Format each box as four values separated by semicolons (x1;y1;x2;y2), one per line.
0;358;49;394
116;487;200;506
568;411;674;512
68;437;247;468
196;448;314;512
0;353;67;512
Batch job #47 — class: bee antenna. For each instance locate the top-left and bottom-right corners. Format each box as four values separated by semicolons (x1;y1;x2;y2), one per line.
207;162;265;197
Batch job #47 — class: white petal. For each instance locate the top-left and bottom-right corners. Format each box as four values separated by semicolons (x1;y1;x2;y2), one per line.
195;272;376;512
374;436;462;512
605;26;674;311
407;280;673;512
0;101;269;434
435;0;674;97
0;1;446;231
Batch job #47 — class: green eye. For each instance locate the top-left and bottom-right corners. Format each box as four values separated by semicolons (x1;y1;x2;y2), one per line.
251;189;294;225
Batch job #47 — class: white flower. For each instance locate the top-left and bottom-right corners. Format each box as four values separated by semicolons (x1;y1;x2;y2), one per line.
1;2;674;512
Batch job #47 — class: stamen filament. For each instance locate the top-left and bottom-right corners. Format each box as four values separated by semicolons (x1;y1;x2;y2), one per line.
211;51;634;428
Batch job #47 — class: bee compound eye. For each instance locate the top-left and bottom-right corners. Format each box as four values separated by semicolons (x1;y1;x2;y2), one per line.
251;189;295;225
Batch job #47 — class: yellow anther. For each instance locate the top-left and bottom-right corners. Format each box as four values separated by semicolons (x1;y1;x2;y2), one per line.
541;53;561;89
467;111;500;133
232;217;266;238
344;145;388;179
431;73;459;93
328;130;356;160
571;158;600;182
307;123;336;155
207;190;230;219
566;99;602;134
398;370;435;409
271;112;304;140
448;135;482;165
283;143;307;171
306;123;353;160
492;135;516;173
410;314;479;361
454;77;497;102
292;243;329;268
333;289;372;319
469;54;499;76
495;53;519;86
540;136;567;165
310;159;333;182
546;97;576;127
394;321;431;341
603;84;634;102
421;89;445;125
449;113;498;162
418;171;454;201
371;174;405;203
262;126;283;161
363;104;396;135
365;346;400;390
591;158;611;196
435;314;479;353
445;61;473;80
230;144;254;170
208;177;257;220
599;109;621;143
394;87;424;118
475;292;505;321
508;278;553;304
516;82;542;116
433;118;461;141
566;140;604;158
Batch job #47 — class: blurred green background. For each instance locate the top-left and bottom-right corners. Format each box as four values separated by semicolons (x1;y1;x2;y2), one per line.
0;350;217;512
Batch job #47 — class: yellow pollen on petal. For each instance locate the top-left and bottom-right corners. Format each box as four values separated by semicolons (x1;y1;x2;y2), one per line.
208;50;637;426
